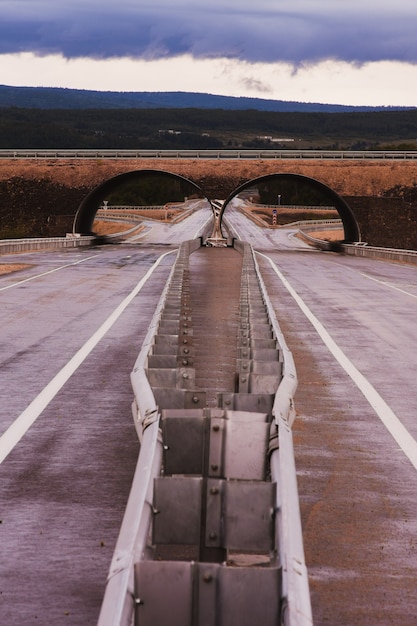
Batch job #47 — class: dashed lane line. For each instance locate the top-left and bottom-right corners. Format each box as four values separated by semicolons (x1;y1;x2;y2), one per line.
260;252;417;471
358;271;417;300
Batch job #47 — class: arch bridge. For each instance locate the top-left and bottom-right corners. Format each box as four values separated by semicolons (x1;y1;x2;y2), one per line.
74;169;360;243
1;154;417;247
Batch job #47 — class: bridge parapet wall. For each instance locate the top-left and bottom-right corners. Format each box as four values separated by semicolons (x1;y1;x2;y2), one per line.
0;158;416;247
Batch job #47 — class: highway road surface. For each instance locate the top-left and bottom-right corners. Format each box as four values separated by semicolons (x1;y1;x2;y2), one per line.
1;202;417;624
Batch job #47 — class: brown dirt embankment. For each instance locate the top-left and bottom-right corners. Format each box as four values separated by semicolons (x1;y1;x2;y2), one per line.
2;158;417;196
93;220;137;235
0;263;32;275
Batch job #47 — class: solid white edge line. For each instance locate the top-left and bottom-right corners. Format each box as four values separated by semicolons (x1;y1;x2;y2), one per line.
193;214;212;240
0;249;176;465
259;252;417;471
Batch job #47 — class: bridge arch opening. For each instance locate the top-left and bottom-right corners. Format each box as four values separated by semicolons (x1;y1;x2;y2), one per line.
73;169;213;235
219;173;360;244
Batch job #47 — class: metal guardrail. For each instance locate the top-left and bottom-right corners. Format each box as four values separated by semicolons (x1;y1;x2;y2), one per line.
1;149;417;160
251;245;312;626
341;243;417;263
98;238;312;626
0;221;146;254
298;229;417;265
284;219;342;229
99;205;165;211
0;234;96;254
251;204;337;211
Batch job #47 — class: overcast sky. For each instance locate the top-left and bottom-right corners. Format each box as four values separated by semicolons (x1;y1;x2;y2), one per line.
1;0;416;106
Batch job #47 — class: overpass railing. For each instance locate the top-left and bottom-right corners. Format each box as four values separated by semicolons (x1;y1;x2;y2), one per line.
1;149;417;160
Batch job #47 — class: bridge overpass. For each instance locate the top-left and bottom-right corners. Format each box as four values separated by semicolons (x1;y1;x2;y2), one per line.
1;150;417;248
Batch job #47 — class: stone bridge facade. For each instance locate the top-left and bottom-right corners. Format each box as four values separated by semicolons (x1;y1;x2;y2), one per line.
0;157;417;248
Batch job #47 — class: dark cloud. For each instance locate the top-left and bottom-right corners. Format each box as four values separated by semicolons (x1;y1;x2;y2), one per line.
240;77;273;94
1;1;416;64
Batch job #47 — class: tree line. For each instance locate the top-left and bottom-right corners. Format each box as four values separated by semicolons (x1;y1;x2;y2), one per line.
0;107;417;150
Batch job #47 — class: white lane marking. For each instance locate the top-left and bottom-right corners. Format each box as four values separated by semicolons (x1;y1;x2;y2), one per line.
0;249;176;464
0;254;97;292
260;252;417;471
334;262;417;301
193;214;213;239
128;223;154;241
358;271;417;300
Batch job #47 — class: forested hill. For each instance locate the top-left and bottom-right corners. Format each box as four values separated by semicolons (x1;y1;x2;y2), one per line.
1;85;417;150
1;105;417;150
0;85;413;112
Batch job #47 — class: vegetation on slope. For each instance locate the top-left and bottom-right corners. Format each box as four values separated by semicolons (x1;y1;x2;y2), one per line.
0;107;417;150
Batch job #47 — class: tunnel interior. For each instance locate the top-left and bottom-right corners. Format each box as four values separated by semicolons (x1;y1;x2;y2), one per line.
73;169;213;235
220;173;360;243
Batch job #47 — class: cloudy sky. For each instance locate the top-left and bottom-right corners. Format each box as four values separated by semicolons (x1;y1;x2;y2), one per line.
1;0;416;106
